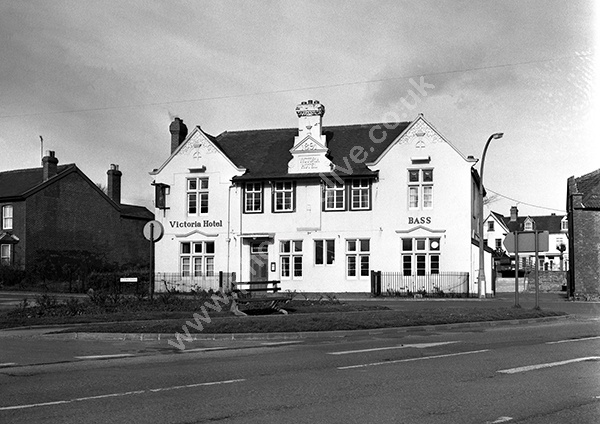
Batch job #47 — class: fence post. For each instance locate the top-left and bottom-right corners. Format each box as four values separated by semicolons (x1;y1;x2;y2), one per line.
219;271;223;291
370;271;376;295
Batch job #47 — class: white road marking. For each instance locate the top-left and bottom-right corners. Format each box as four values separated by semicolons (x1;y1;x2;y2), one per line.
497;357;600;374
261;341;304;346
338;349;490;370
546;336;600;345
179;347;225;352
0;379;246;411
329;341;458;355
0;363;17;368
74;354;135;360
487;417;513;423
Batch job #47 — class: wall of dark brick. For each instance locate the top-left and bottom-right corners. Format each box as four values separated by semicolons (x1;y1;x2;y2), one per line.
571;208;600;296
24;172;150;271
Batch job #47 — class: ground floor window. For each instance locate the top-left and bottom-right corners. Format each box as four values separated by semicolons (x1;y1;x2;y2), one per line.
315;239;335;265
180;241;215;277
401;237;440;275
280;240;303;279
346;239;370;278
0;244;11;265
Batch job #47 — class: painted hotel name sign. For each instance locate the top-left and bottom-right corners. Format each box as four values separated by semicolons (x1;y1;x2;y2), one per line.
169;220;223;228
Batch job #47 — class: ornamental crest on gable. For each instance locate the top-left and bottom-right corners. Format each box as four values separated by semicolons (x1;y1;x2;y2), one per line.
398;119;443;147
179;132;217;158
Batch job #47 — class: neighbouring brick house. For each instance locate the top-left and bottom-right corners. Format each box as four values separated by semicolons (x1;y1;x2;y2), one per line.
566;169;600;298
0;151;154;277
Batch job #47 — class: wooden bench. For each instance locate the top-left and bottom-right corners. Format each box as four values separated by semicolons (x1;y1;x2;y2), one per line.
229;281;289;316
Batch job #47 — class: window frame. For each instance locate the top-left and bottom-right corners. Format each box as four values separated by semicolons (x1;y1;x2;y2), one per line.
323;181;346;211
407;169;434;210
179;241;215;277
243;182;263;214
280;239;303;279
0;244;11;265
2;205;13;230
350;179;371;211
346;238;370;279
186;177;209;215
272;181;296;213
315;239;335;266
401;237;441;276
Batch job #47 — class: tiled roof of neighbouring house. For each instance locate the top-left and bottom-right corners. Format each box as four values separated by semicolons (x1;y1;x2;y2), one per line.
211;122;411;180
569;168;600;209
0;164;75;199
501;214;566;233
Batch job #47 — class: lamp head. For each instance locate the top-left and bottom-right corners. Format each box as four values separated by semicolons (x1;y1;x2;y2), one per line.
492;133;504;140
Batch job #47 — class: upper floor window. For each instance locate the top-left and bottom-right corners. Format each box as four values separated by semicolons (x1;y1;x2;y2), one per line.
408;169;433;210
187;178;209;215
524;219;534;231
273;181;295;212
244;182;263;213
324;181;345;211
561;217;568;231
350;179;371;210
488;221;495;232
2;205;13;230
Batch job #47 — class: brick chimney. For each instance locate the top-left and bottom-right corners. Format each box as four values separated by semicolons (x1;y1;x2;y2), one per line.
170;117;188;154
42;151;58;181
510;206;519;222
107;164;122;204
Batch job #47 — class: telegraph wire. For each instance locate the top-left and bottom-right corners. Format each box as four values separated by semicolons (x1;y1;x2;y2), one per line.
486;188;565;213
0;52;592;119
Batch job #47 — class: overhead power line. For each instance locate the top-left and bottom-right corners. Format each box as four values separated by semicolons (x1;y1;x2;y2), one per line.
0;52;592;119
486;188;565;213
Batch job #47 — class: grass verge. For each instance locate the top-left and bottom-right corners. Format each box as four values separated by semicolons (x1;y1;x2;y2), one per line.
48;307;566;334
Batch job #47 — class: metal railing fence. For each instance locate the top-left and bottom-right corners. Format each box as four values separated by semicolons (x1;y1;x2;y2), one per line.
371;271;471;297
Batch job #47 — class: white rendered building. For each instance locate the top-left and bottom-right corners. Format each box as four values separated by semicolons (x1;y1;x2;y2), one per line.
150;100;491;294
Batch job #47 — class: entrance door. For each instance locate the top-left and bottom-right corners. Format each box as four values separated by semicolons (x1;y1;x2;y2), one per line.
250;242;268;284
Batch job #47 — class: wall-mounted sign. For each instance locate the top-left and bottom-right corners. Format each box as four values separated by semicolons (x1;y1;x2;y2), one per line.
169;220;223;228
408;217;432;225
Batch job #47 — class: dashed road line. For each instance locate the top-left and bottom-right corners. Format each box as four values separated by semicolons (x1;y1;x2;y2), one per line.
261;341;304;346
546;336;600;345
0;363;17;368
74;354;135;360
497;357;600;374
486;417;513;423
0;379;246;411
328;341;458;355
337;349;490;370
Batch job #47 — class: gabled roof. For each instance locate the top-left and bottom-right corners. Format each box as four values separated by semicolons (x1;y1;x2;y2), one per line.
501;214;566;233
486;211;510;232
0;164;75;200
0;164;153;220
568;168;600;209
216;122;411;181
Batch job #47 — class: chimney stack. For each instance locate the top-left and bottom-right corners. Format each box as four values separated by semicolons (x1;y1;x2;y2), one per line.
170;117;188;154
42;151;58;181
107;164;122;204
510;206;519;222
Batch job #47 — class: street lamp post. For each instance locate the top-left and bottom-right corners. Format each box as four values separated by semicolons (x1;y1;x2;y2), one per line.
477;132;504;298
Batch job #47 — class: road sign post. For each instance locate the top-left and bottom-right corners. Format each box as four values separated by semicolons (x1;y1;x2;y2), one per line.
504;230;549;309
143;220;164;299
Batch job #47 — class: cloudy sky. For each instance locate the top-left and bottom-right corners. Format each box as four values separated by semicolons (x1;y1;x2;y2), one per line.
1;0;597;217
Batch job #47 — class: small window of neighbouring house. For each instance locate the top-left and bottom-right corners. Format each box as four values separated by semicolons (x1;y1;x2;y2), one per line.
2;205;13;230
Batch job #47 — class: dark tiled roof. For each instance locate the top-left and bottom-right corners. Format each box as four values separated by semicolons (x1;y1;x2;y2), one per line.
0;164;75;199
570;168;600;209
212;122;410;180
120;204;154;220
502;214;565;233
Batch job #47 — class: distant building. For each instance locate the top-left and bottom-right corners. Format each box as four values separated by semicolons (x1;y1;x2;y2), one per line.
484;207;569;275
150;100;493;295
0;152;154;275
566;169;600;297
